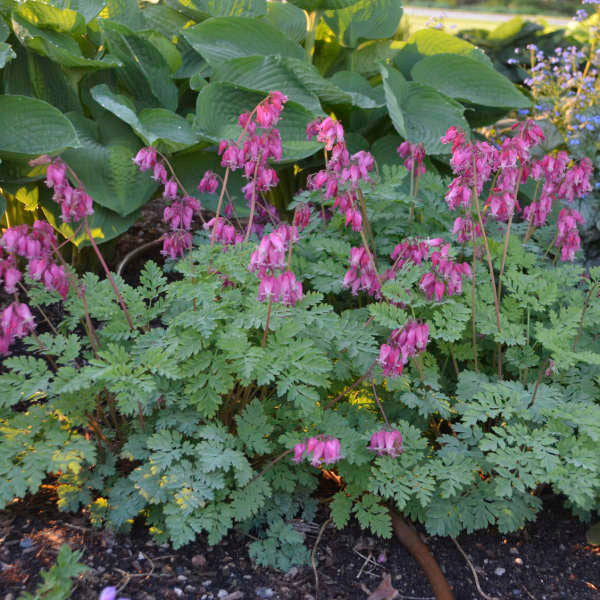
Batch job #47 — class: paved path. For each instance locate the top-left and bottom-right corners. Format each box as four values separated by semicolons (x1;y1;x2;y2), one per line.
403;5;571;27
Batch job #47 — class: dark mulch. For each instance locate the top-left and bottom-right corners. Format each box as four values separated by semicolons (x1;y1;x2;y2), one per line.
1;490;598;600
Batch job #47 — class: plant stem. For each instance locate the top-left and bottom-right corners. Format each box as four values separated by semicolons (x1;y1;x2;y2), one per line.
527;361;546;409
84;216;133;331
211;167;230;247
261;297;273;349
17;281;58;335
324;359;377;410
245;154;262;243
304;10;322;61
573;283;597;352
472;158;501;334
371;379;389;426
470;236;479;373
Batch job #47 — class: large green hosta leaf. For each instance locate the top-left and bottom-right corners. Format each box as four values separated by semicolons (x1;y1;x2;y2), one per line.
411;54;530;109
101;0;147;30
194;82;321;162
0;95;79;159
0;41;16;67
14;1;86;35
3;46;80;112
183;16;304;65
191;0;266;17
90;84;197;151
11;11;121;68
0;15;10;41
262;1;306;43
101;21;178;110
286;0;359;9
50;0;106;23
393;29;491;78
41;195;139;246
380;64;469;155
323;0;403;48
61;112;157;216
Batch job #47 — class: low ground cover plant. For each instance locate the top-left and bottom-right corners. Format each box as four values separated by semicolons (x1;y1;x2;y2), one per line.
0;91;599;575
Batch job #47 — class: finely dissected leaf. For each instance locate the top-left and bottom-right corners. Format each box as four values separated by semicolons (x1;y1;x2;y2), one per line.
411;54;530;109
183;16;305;65
330;491;353;528
235;399;274;455
380;64;469;155
353;493;392;538
0;95;79;158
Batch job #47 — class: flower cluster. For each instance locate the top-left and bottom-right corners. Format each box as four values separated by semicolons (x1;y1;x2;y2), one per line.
0;221;69;299
397;141;426;177
307;117;374;233
293;204;312;232
421;244;472;301
133;147;203;259
378;320;429;378
443;121;592;261
556;207;585;260
216;91;287;237
203;216;243;246
248;224;303;307
0;302;35;355
45;159;93;223
293;436;342;467
342;246;380;298
369;429;403;457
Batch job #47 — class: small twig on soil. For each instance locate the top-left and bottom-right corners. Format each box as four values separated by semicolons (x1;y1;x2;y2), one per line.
354;550;385;572
356;551;374;579
115;555;158;593
522;586;537;600
311;517;331;599
451;537;499;600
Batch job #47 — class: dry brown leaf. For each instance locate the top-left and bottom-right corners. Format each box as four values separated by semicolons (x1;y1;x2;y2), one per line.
366;573;399;600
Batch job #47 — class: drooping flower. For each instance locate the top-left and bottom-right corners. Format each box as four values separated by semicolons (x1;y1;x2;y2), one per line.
369;429;403;457
292;436;342;467
378;321;429;378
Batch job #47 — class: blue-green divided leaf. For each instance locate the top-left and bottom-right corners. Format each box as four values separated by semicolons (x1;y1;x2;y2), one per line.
61;112;157;216
263;1;306;43
0;95;79;159
101;20;178;110
287;0;359;9
183;16;304;65
323;0;403;48
411;54;530;109
194;82;321;162
380;64;469;155
393;29;492;78
212;56;323;114
90;84;197;150
0;41;16;67
50;0;106;23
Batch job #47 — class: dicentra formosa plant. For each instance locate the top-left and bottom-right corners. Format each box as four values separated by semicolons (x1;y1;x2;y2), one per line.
0;92;599;592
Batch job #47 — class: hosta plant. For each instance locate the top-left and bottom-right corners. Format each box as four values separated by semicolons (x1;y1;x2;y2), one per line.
0;93;599;577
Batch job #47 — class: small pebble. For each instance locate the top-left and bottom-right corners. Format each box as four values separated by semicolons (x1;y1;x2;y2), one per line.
494;567;506;576
5;594;14;600
173;588;183;598
512;589;521;597
217;591;229;599
138;551;145;560
256;588;274;599
509;547;519;555
202;580;212;587
192;554;207;567
514;557;523;565
177;574;187;582
19;539;33;550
